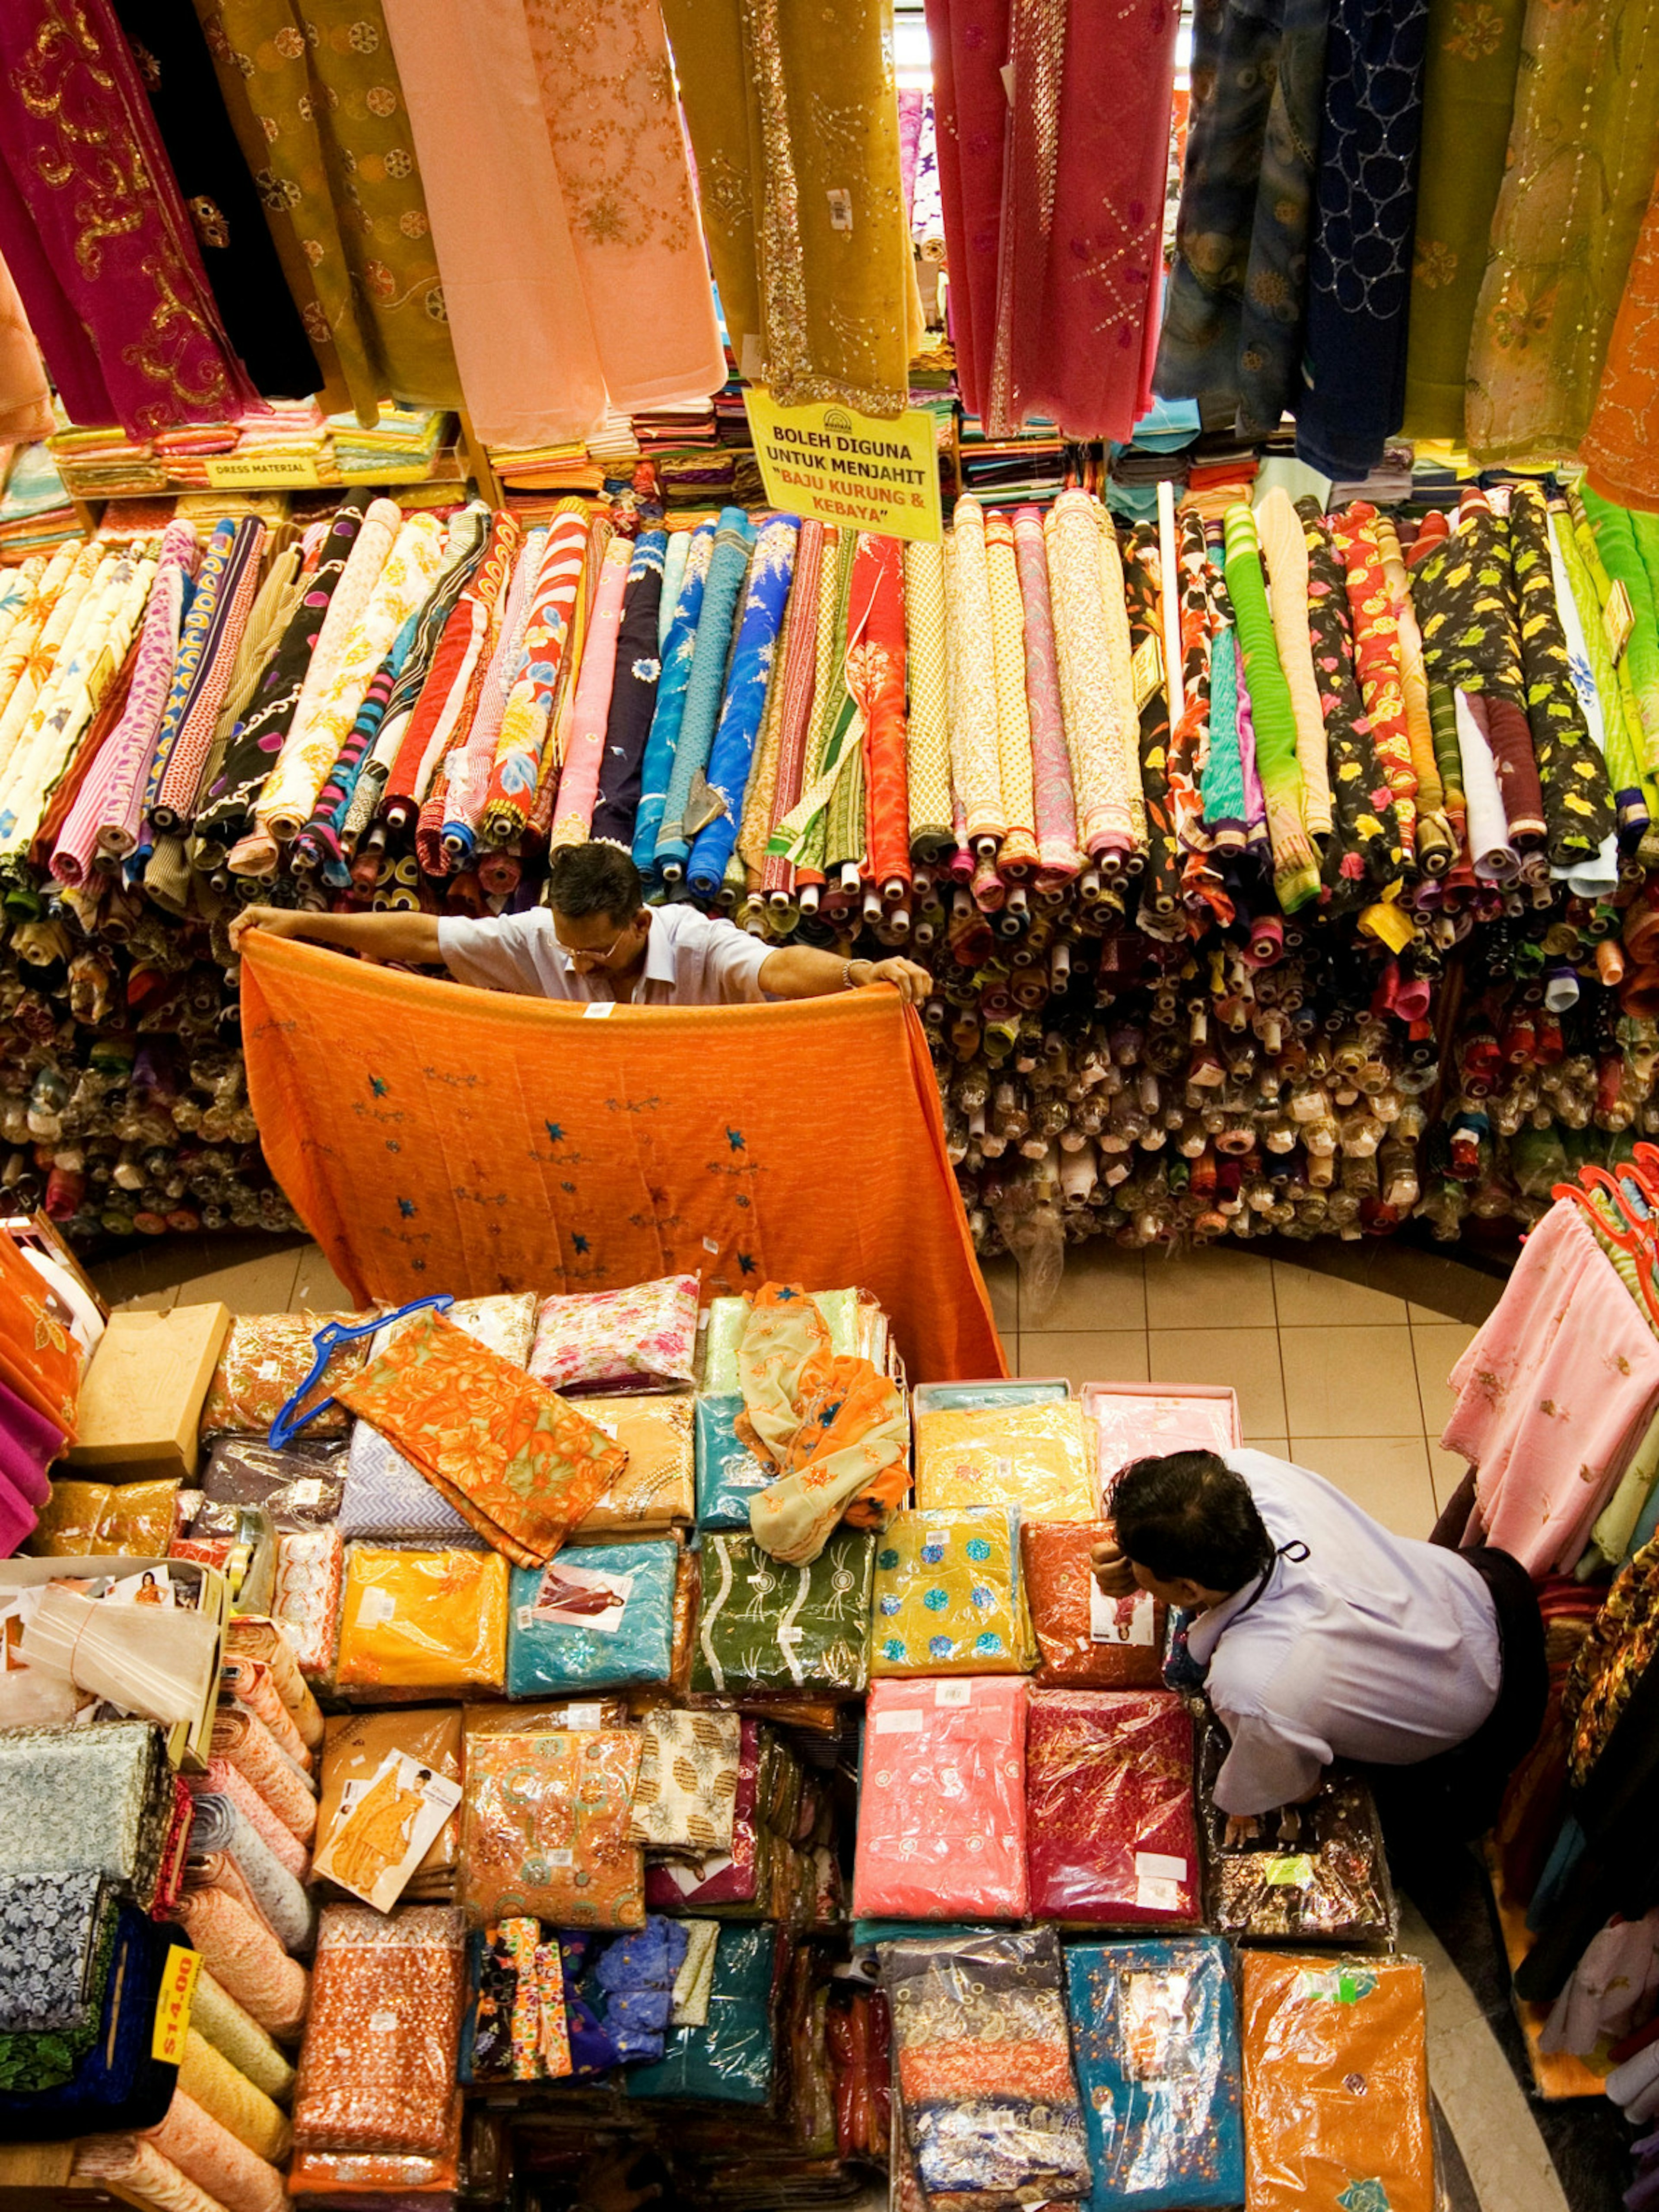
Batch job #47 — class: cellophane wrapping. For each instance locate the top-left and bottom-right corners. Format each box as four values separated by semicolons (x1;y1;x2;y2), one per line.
915;1402;1098;1522
1025;1689;1200;1926
292;1904;465;2156
458;1726;644;1930
1201;1732;1396;1943
852;1678;1028;1921
1020;1519;1169;1688
870;1507;1035;1676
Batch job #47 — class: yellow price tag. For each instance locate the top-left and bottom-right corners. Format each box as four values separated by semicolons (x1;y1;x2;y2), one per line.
1605;579;1636;666
150;1944;200;2066
743;388;942;544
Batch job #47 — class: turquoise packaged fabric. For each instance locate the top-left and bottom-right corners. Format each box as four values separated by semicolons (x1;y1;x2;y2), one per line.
506;1541;678;1697
695;1395;770;1530
1065;1936;1243;2210
912;1381;1071;1414
625;1925;775;2103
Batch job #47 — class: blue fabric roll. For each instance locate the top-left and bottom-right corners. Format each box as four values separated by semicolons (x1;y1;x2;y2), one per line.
686;516;798;896
633;523;715;872
1066;1936;1243;2210
694;1394;771;1529
506;1541;678;1695
654;508;755;875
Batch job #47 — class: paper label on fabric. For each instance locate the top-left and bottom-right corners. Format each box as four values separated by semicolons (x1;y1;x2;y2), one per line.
358;1588;396;1628
369;2009;398;2033
547;1849;574;1869
873;1709;924;1733
582;1002;615;1018
826;189;853;232
288;1479;329;1510
151;1945;200;2065
999;60;1015;100
1265;1853;1315;1888
1131;632;1164;711
934;1681;972;1707
702;1237;719;1255
1090;1586;1157;1646
565;1704;604;1730
744;388;943;545
528;1560;634;1636
1607;581;1636;664
1135;1851;1188;1883
1135;1875;1183;1912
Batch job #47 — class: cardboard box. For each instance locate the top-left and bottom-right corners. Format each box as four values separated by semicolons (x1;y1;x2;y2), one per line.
68;1304;232;1481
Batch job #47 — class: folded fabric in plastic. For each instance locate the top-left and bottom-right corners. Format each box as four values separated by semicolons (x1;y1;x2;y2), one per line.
695;1394;771;1529
573;1394;696;1539
692;1527;874;1694
700;1290;862;1395
507;1541;678;1696
1025;1690;1200;1926
529;1274;701;1394
625;1925;776;2102
915;1402;1097;1522
1066;1937;1243;2209
870;1506;1035;1675
912;1381;1070;1413
852;1678;1029;1921
338;1422;487;1547
1201;1735;1395;1943
644;1718;761;1911
293;1905;466;2156
459;1726;644;1929
272;1526;343;1680
196;1438;346;1531
199;1312;366;1441
0;1907;181;2139
318;1707;462;1897
370;1292;537;1368
0;1720;169;1895
334;1547;509;1693
628;1709;741;1853
1241;1953;1432;2212
336;1314;626;1566
1021;1520;1168;1689
883;1926;1090;2203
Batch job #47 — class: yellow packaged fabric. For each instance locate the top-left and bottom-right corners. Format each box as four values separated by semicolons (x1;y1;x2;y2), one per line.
104;1479;183;1556
572;1394;696;1540
334;1548;508;1693
914;1402;1097;1523
27;1478;115;1553
868;1505;1037;1676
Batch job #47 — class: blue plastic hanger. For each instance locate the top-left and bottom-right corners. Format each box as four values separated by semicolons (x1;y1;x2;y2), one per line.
267;1294;454;1449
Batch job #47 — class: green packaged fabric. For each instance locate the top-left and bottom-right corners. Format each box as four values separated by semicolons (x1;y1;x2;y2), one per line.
692;1529;874;1696
695;1395;771;1530
626;1925;776;2103
700;1290;861;1394
912;1381;1070;1413
506;1542;679;1696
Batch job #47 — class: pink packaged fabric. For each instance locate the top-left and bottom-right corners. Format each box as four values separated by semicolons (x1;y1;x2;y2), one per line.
852;1678;1028;1921
1086;1386;1240;1501
644;1716;760;1911
1025;1688;1200;1927
528;1274;700;1394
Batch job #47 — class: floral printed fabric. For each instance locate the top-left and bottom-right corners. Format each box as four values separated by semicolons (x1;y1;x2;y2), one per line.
915;1403;1096;1524
1025;1689;1201;1927
1066;1936;1244;2212
870;1506;1036;1676
0;1873;112;2033
370;1291;537;1369
1241;1953;1433;2212
459;1727;645;1930
294;1905;465;2156
883;1927;1090;2202
529;1274;700;1395
0;1721;168;1897
336;1311;626;1567
627;1710;742;1853
335;1546;508;1693
853;1678;1030;1921
692;1528;874;1695
199;1312;366;1442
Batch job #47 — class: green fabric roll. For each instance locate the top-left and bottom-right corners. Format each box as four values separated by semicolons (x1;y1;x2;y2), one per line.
1222;503;1319;909
1551;502;1650;811
1402;0;1526;440
1583;486;1659;775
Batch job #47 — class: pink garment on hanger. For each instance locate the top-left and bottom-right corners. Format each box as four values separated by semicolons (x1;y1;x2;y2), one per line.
1442;1201;1659;1575
922;0;1010;423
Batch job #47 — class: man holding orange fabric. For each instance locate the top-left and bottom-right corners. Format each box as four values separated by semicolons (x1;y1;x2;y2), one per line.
230;841;931;1007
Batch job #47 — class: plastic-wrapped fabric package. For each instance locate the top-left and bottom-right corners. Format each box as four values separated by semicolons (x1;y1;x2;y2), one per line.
335;1314;626;1567
625;1925;777;2103
1241;1953;1432;2212
293;1905;466;2156
572;1395;696;1539
884;1927;1091;2204
0;1720;169;1894
458;1727;645;1929
195;1439;346;1532
337;1423;488;1547
30;1481;180;1557
915;1403;1098;1523
506;1541;679;1696
369;1292;538;1368
694;1394;772;1529
691;1528;874;1695
1025;1690;1200;1927
645;1718;761;1912
1021;1521;1168;1689
1066;1937;1244;2210
852;1679;1029;1921
334;1548;509;1694
317;1707;463;1901
1086;1388;1239;1494
1201;1738;1395;1943
199;1313;367;1442
699;1290;862;1395
529;1275;701;1394
869;1506;1036;1676
272;1527;343;1680
628;1710;741;1853
911;1381;1071;1414
0;1906;180;2137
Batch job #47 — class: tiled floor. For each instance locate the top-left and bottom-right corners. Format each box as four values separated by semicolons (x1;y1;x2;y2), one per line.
986;1240;1490;1539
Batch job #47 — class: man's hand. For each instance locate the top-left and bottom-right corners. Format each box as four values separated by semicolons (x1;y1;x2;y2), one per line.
228;906;306;953
1090;1538;1137;1598
864;956;932;1004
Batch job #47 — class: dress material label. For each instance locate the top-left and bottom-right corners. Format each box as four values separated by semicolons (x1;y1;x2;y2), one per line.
1090;1585;1158;1646
743;388;943;544
313;1751;463;1913
526;1559;634;1637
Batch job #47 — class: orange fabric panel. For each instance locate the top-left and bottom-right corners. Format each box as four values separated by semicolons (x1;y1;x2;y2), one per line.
238;936;1004;1385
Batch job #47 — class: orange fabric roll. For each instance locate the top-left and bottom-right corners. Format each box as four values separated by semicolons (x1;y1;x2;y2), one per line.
143;2092;288;2212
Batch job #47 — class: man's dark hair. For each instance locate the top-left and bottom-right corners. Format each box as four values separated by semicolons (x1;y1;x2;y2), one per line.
547;842;643;926
1108;1450;1274;1593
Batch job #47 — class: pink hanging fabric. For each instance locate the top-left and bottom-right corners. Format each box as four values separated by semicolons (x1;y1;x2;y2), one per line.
549;536;632;848
922;0;1010;422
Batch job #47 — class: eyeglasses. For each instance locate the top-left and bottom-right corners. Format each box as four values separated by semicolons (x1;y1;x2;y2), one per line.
556;923;631;969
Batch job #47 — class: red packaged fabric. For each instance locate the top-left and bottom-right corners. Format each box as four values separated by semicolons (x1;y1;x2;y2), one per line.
1025;1688;1200;1926
852;1678;1028;1922
1020;1520;1168;1689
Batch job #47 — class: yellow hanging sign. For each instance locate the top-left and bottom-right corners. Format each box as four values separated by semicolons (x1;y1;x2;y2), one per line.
743;388;942;544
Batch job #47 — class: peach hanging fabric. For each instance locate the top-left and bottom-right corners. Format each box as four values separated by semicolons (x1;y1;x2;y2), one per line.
239;934;1002;1384
0;251;50;445
380;0;723;448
